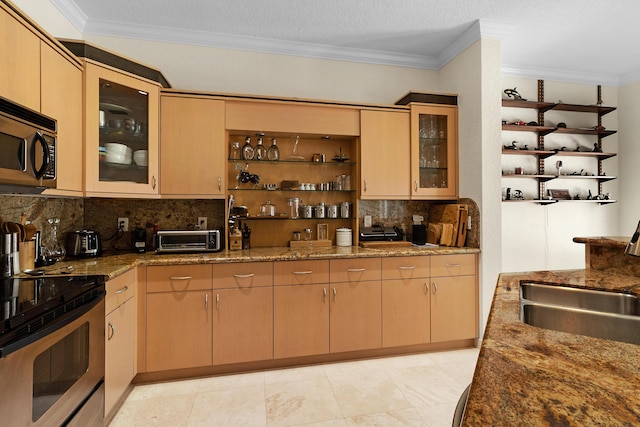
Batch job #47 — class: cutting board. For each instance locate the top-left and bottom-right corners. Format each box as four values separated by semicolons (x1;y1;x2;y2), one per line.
360;241;413;248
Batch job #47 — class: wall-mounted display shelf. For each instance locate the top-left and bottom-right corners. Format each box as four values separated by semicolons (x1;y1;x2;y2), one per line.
501;81;617;203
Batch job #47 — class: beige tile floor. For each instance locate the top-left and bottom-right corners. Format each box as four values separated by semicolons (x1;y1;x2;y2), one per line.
110;347;479;427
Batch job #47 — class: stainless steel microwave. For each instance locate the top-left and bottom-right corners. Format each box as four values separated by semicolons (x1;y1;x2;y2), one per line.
156;230;222;253
0;96;57;192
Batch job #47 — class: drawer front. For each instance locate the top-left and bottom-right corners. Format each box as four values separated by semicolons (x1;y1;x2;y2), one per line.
430;254;476;277
381;256;429;280
213;262;273;289
106;269;136;314
273;259;330;286
330;258;381;283
146;264;213;293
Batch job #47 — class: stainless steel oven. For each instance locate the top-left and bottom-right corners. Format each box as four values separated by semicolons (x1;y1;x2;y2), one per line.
0;275;106;426
0;96;57;192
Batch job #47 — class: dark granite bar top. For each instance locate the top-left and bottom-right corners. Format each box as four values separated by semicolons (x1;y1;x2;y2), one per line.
463;268;640;426
18;245;479;280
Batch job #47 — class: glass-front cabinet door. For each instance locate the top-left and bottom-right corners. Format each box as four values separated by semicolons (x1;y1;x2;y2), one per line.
84;62;160;196
410;104;458;199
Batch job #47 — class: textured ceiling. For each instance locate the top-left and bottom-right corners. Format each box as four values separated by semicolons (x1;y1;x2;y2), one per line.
56;0;640;85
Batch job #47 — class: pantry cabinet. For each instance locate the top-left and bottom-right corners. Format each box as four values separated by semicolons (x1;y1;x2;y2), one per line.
104;269;136;416
212;262;273;364
430;254;478;342
360;109;411;199
0;3;40;110
160;94;226;197
145;265;213;371
410;104;458;200
83;61;161;197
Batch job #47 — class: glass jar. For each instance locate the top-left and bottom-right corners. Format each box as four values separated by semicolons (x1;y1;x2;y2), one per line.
42;218;65;265
241;136;255;160
267;138;280;161
303;228;312;241
255;137;267;160
287;197;300;219
230;141;241;160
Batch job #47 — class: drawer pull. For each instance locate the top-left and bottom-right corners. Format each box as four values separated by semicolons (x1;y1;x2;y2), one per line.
107;322;115;341
169;276;192;280
293;271;313;275
347;268;365;273
445;264;461;268
115;285;129;294
233;273;255;278
398;266;415;270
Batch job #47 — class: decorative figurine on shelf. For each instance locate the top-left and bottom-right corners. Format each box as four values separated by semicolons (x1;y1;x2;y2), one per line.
504;87;527;101
503;141;519;150
593;143;603;153
555;160;563;176
511;190;524;200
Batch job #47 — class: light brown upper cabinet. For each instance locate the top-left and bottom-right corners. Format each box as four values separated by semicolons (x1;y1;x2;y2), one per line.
160;94;226;198
410;104;458;200
84;61;161;197
360;109;411;199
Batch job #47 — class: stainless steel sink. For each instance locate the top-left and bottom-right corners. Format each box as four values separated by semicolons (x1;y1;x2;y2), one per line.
521;282;640;315
520;282;640;345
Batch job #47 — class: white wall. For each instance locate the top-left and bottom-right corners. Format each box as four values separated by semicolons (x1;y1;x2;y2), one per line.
501;76;620;272
618;80;640;236
11;0;81;39
440;38;503;334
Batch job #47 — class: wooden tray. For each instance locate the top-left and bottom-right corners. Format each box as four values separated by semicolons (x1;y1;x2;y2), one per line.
360;241;413;248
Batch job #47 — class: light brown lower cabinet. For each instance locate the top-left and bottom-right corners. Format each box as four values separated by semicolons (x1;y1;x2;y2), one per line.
274;284;329;358
212;262;273;365
145;265;213;372
382;279;430;347
104;270;136;416
430;254;478;343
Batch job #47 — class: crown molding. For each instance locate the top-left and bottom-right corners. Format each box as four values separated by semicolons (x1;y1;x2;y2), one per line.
620;69;640;86
437;19;512;68
51;0;87;32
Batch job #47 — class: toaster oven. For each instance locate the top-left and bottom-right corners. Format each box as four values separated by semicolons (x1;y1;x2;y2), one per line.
156;230;222;253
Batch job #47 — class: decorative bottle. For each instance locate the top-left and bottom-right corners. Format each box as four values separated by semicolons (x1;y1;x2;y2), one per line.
255;137;267;160
267;138;280;161
241;136;254;160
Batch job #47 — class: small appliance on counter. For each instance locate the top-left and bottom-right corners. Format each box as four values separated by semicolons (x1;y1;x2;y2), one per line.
411;215;427;245
132;227;146;253
155;229;222;253
359;225;404;242
65;230;102;257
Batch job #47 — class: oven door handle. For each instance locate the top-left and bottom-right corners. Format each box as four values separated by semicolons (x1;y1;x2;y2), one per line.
0;292;105;358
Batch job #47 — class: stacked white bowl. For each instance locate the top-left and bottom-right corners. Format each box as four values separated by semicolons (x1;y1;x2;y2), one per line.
105;143;132;165
133;150;148;166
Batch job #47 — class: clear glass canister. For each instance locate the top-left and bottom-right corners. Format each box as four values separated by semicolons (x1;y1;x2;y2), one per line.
303;228;312;241
287;197;300;219
242;136;254;160
230;141;241;160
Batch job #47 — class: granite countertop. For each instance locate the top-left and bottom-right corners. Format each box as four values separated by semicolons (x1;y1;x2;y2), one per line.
463;268;640;426
20;245;479;280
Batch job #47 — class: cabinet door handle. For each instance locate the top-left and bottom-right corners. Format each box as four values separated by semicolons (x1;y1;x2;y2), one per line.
107;322;115;341
424;282;429;295
152;175;157;189
414;180;418;192
364;179;368;192
333;287;337;300
218;177;222;191
233;273;255;278
205;294;208;310
115;285;129;294
169;276;192;281
398;266;415;270
216;293;220;309
293;271;312;275
347;268;365;273
432;281;438;294
445;264;461;268
323;287;327;303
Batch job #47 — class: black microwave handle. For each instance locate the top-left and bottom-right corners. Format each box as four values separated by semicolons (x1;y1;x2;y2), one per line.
31;132;50;179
